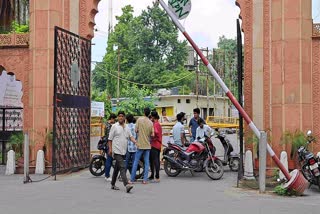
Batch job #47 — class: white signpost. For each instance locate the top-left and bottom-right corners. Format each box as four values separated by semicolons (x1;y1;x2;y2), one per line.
91;101;105;117
168;0;191;20
0;70;23;131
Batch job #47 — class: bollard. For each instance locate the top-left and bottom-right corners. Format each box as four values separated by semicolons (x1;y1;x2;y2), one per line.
279;151;288;181
5;150;16;175
35;150;45;174
259;131;267;193
244;150;255;180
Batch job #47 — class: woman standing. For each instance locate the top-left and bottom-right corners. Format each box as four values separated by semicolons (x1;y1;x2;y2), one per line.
149;111;162;182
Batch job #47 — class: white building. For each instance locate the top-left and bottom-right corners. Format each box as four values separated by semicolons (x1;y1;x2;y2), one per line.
154;94;231;121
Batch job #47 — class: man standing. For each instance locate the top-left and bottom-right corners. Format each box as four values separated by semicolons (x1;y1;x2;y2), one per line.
149;111;162;182
104;113;117;181
172;112;186;147
125;114;137;174
160;109;171;123
130;107;154;184
188;108;205;143
108;111;136;193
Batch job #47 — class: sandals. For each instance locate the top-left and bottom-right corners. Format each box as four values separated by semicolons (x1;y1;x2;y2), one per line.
111;185;120;190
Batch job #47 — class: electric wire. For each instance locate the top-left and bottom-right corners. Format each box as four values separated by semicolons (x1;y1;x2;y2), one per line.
91;61;195;87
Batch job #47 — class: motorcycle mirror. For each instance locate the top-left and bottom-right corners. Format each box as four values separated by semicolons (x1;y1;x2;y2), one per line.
306;130;312;136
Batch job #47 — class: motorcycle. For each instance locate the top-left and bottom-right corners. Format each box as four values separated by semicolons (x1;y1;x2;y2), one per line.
89;137;144;179
297;130;320;189
215;130;240;171
162;134;224;180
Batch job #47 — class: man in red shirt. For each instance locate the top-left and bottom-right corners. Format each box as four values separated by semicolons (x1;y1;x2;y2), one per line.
149;111;162;182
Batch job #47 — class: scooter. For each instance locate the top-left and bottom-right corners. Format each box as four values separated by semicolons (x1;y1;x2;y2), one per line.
215;129;240;171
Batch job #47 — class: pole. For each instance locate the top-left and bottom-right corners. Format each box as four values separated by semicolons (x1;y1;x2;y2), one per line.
1;109;5;165
212;49;216;96
206;73;209;118
117;47;120;105
259;131;267;193
23;133;31;183
196;54;199;107
158;0;291;181
206;47;209;118
237;19;244;180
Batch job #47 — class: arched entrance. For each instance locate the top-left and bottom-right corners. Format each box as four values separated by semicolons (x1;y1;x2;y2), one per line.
0;67;23;165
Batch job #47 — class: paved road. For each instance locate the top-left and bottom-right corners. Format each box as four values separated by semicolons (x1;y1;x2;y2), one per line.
1;133;320;213
1;167;320;214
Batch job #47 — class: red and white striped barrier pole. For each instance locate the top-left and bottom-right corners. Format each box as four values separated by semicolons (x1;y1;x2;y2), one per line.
158;0;292;180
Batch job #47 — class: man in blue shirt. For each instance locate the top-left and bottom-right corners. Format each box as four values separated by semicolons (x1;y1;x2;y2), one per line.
172;112;186;147
125;114;137;174
188;108;205;143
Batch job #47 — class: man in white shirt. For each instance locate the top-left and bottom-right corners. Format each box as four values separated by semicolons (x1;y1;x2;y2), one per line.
195;119;212;140
108;111;137;193
172;112;186;146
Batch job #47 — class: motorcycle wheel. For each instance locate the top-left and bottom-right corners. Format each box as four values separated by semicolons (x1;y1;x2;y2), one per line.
229;157;240;172
205;159;224;180
164;160;181;177
89;156;106;176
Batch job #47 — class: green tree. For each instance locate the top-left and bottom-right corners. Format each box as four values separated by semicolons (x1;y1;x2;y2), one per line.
91;3;189;97
117;85;155;115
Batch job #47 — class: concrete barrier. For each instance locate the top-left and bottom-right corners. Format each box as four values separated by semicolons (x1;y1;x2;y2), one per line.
244;150;255;180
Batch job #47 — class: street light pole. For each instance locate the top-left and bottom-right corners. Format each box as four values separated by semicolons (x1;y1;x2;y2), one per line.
117;47;120;105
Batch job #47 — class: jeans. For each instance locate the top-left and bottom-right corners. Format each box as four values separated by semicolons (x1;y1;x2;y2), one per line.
130;149;150;182
190;136;195;143
111;154;128;186
149;147;160;179
105;149;113;177
125;151;136;174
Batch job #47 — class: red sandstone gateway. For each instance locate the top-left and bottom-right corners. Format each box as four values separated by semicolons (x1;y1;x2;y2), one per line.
162;135;224;180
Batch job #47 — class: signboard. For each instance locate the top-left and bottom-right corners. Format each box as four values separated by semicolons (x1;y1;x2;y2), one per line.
0;109;23;131
0;70;23;131
168;0;192;20
91;101;105;117
0;70;23;107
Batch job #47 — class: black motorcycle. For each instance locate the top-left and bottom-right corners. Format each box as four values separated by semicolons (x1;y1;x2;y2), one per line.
89;137;144;178
297;130;320;189
215;129;240;171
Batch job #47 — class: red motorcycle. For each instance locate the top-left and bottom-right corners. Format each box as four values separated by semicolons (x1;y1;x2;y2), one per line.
162;135;224;180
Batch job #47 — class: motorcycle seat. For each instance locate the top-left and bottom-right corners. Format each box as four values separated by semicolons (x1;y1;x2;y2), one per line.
183;151;194;156
230;151;239;156
177;145;187;151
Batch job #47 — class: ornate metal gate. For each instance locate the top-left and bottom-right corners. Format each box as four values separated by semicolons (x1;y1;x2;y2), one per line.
53;27;91;174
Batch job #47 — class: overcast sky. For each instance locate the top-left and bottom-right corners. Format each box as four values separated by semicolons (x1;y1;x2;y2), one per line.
92;0;240;62
92;0;320;63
